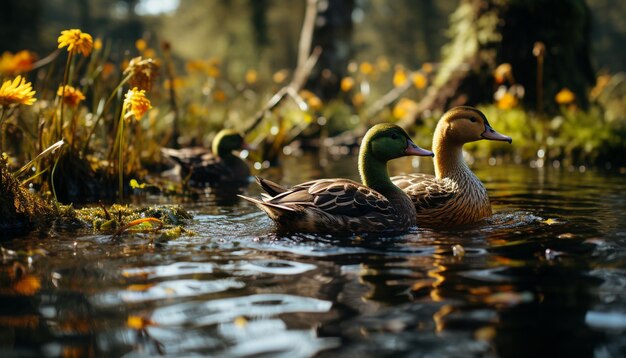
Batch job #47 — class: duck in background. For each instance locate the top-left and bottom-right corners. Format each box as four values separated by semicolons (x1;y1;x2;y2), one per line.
392;106;512;227
161;129;250;188
239;123;434;235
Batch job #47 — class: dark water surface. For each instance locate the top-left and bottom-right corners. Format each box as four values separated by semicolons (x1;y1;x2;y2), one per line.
1;154;626;357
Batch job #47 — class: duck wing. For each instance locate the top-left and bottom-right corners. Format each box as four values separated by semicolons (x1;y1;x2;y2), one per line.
392;174;456;211
266;178;394;217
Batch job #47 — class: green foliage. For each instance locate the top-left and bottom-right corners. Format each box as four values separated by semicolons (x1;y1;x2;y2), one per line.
471;104;626;165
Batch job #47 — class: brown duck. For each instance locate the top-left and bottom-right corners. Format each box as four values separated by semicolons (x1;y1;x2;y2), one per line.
392;106;512;227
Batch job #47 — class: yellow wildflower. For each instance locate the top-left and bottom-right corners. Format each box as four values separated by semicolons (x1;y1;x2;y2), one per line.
57;85;85;108
299;90;315;100
412;72;427;89
124;56;160;91
143;48;156;59
272;69;289;84
94;38;103;51
393;67;408;87
0;76;36;107
135;39;148;52
0;50;36;76
392;98;418;119
245;69;258;85
496;92;518;110
307;95;323;111
555;88;575;105
359;62;374;76
352;93;365;107
124;87;151;120
57;29;93;57
340;76;355;92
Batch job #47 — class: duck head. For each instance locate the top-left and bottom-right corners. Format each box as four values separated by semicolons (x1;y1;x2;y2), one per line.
212;129;246;158
365;123;434;162
436;106;512;145
359;123;433;190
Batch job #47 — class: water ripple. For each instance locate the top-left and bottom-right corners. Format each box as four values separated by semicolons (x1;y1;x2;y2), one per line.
151;293;332;327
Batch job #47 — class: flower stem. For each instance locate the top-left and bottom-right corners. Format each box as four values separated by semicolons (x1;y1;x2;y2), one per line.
117;106;127;202
0;107;6;153
82;73;132;155
58;52;74;140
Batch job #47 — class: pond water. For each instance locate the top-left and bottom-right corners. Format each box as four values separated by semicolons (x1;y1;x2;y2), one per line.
1;154;626;357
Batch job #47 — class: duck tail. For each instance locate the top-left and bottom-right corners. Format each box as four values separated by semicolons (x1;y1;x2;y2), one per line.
255;176;288;196
238;194;296;221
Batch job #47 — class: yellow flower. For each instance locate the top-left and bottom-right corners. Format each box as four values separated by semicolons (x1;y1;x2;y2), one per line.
245;69;258;85
555;88;575;105
57;29;93;57
412;72;427;89
57;85;85;107
496;92;518;110
359;62;374;76
392;98;418;119
0;76;36;107
393;67;408;87
340;76;355;92
307;95;323;111
124;56;160;91
135;39;148;52
272;69;289;84
124;87;151;120
352;93;365;107
0;50;36;76
94;38;103;51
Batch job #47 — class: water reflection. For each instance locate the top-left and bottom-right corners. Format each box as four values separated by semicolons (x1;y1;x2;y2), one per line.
0;157;625;356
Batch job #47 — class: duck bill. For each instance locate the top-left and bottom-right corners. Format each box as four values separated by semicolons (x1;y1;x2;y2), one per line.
405;140;434;157
481;126;513;143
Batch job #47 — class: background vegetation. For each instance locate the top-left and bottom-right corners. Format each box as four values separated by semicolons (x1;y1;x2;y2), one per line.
0;0;625;205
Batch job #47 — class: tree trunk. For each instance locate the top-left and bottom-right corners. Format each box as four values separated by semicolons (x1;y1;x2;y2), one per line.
305;0;355;101
410;0;594;123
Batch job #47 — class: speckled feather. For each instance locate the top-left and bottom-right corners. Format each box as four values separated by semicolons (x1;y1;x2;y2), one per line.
246;177;415;234
391;171;491;227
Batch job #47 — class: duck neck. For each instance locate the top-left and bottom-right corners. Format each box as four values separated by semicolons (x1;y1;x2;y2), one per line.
359;147;400;197
433;136;472;181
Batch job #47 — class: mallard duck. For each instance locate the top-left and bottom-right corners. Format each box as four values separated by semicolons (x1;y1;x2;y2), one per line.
391;106;512;227
161;129;250;187
239;124;434;234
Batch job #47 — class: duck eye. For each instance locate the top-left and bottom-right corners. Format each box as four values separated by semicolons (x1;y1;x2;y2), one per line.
469;117;477;123
391;133;399;140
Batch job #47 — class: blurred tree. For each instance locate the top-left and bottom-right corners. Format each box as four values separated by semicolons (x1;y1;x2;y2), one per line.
411;0;595;121
0;0;42;52
305;0;355;100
